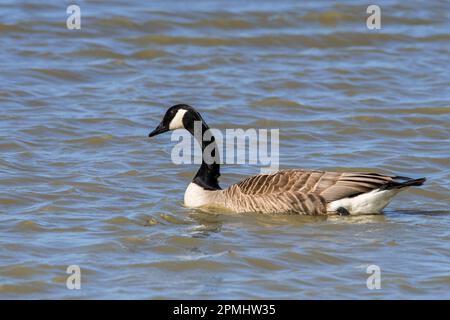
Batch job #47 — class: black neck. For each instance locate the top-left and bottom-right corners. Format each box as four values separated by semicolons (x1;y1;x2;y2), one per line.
187;120;221;190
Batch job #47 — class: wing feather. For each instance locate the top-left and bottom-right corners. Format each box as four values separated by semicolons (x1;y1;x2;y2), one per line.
232;169;395;203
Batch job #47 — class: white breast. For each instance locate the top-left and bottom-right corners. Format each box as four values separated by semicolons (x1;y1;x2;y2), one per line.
184;182;217;208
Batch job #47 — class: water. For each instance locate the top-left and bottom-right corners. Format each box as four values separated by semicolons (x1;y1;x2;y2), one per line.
0;0;449;299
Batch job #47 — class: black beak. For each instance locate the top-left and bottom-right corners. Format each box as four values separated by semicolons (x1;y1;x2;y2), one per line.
148;122;169;137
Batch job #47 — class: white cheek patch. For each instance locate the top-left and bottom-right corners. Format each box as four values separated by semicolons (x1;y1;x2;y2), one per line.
169;109;187;130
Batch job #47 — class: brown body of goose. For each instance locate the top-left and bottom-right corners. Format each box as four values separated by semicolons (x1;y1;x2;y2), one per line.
184;169;425;215
149;104;426;216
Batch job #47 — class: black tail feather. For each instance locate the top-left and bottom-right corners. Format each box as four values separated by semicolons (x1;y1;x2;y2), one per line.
380;177;426;191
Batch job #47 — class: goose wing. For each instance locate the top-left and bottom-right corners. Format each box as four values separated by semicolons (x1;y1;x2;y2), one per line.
232;169;396;202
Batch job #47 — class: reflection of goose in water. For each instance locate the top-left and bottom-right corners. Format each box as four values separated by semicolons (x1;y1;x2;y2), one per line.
148;104;426;216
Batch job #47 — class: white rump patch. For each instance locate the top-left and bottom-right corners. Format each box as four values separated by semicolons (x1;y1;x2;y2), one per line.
169;109;187;130
328;188;401;215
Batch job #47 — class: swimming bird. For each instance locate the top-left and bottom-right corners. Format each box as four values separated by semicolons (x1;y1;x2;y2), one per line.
148;104;426;215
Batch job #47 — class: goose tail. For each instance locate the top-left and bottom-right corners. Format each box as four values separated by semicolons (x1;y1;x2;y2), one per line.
379;177;426;191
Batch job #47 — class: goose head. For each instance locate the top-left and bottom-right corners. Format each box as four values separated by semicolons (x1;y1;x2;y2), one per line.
148;104;203;137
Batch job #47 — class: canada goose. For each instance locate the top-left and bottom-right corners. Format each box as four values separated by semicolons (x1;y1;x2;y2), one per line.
148;104;426;215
